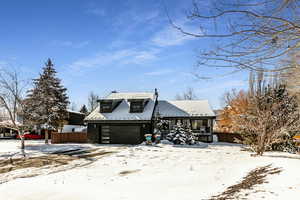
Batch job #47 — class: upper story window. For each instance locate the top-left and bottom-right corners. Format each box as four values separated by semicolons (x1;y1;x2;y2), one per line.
99;99;123;113
100;102;112;113
130;101;143;113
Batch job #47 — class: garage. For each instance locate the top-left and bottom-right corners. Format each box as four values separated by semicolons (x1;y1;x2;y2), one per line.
109;125;142;144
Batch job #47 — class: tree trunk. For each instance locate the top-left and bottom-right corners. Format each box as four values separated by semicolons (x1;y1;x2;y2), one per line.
21;137;25;149
45;129;49;144
257;129;267;156
19;129;25;157
20;129;25;149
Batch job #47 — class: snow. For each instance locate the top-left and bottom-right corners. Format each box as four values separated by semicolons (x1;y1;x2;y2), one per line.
0;140;299;200
61;125;86;133
156;100;216;117
106;92;155;100
85;99;156;121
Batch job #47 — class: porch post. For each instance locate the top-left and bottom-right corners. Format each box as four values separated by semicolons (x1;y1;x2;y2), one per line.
210;118;214;133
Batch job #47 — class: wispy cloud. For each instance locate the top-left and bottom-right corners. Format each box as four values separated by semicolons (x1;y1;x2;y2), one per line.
144;69;174;76
152;21;201;47
85;8;105;16
197;80;246;95
50;40;90;48
0;61;8;67
69;48;160;70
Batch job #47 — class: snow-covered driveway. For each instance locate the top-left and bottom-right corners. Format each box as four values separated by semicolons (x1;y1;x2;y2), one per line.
0;140;299;200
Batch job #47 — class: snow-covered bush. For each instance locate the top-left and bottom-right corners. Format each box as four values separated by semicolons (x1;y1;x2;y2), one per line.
166;124;195;145
271;133;298;153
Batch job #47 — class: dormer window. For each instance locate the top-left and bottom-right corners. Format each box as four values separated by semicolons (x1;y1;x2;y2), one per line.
98;99;122;113
130;102;143;113
128;98;149;113
100;102;112;113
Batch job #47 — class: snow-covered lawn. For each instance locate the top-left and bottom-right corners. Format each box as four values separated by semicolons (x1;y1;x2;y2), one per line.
0;140;299;200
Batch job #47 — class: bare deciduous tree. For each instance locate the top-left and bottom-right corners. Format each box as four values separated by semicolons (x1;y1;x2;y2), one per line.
69;102;78;111
88;91;99;112
0;68;27;150
175;87;198;100
170;0;300;73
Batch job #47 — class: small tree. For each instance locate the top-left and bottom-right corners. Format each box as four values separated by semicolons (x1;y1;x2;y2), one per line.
166;123;195;145
0;68;27;150
79;104;88;115
218;89;249;133
25;59;69;144
235;73;300;155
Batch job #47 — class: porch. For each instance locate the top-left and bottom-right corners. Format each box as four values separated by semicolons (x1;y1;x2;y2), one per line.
160;117;215;142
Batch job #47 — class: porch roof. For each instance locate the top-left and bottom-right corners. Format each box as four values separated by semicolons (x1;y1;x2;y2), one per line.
156;100;216;118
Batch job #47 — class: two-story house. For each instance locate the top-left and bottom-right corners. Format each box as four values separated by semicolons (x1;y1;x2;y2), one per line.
85;90;216;144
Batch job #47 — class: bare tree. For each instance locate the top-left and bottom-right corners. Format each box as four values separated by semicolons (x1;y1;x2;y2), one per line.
88;91;99;112
0;68;27;150
69;101;78;111
280;53;300;98
175;87;198;100
170;0;300;74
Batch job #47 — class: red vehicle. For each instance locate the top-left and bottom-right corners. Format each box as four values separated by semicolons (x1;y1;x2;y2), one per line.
17;133;43;140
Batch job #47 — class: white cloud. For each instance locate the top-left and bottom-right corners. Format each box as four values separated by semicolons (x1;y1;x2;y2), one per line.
144;69;174;76
69;48;160;70
50;40;90;48
152;22;201;47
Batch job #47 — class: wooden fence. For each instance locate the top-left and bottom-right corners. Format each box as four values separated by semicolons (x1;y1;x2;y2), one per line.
51;132;87;144
214;132;243;143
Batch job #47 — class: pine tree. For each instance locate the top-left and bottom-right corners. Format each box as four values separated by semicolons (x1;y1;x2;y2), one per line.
79;104;88;115
166;123;195;145
24;59;69;144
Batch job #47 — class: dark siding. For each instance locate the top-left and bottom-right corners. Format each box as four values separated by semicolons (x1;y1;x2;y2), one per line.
67;112;85;125
87;123;100;143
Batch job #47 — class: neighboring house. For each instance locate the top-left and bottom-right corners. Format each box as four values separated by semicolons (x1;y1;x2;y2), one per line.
156;100;216;142
85;90;216;144
34;110;86;136
0;110;23;138
61;110;86;133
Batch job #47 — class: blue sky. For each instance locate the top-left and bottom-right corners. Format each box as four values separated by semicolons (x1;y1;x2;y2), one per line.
0;0;248;109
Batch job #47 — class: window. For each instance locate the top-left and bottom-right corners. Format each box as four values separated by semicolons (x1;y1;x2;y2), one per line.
191;119;211;132
100;103;112;113
192;120;202;130
130;102;143;113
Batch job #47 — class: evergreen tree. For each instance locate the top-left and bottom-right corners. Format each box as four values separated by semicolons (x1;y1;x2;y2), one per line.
24;59;69;143
79;104;88;115
166;123;195;145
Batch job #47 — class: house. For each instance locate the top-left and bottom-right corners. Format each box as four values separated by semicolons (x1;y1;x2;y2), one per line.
85;91;158;144
85;90;216;144
155;100;216;142
61;110;86;133
33;110;86;136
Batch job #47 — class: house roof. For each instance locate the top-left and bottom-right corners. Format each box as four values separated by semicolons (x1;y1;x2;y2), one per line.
106;92;155;100
156;100;216;118
85;99;156;121
67;109;85;115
